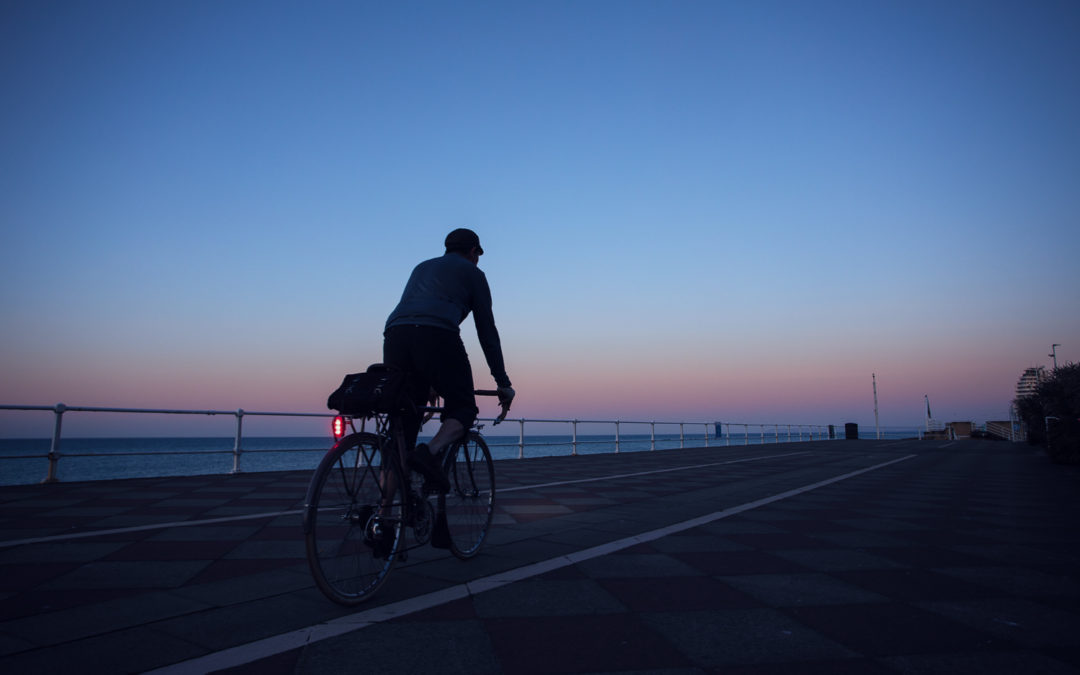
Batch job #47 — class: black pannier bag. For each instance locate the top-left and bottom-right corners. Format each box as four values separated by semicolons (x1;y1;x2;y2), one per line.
327;364;407;417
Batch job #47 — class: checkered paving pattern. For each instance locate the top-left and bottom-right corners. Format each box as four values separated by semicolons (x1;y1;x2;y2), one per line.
2;440;1079;673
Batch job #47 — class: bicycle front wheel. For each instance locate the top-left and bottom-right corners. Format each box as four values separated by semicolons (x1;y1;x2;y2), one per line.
304;432;403;605
443;432;495;559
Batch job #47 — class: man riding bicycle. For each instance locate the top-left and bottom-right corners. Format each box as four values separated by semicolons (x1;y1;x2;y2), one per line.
383;228;515;492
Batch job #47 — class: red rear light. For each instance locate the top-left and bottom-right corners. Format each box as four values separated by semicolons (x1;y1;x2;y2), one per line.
332;416;347;439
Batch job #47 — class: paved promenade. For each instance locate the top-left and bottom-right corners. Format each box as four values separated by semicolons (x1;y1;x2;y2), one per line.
1;439;1079;674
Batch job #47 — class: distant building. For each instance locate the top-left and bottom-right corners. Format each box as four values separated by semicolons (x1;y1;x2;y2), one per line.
1015;367;1047;399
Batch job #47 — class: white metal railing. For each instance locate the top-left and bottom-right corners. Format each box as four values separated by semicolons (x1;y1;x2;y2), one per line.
0;403;839;484
1;404;331;483
498;419;835;458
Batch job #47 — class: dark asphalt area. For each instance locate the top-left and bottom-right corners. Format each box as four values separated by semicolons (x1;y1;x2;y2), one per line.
1;438;1078;674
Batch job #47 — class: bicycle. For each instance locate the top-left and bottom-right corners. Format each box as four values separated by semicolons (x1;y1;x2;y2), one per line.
303;386;507;605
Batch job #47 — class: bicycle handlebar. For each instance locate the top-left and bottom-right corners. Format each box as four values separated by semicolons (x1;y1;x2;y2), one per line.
474;390;511;425
415;390;510;425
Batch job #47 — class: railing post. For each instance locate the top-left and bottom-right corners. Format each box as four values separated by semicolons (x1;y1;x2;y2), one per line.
231;409;244;474
743;424;749;445
679;423;685;448
760;424;765;444
518;418;525;459
787;424;791;442
571;420;578;456
650;422;655;451
43;403;65;484
615;420;620;453
774;424;779;443
704;423;709;448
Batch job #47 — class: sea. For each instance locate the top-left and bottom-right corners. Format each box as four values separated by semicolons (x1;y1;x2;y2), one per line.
0;428;922;486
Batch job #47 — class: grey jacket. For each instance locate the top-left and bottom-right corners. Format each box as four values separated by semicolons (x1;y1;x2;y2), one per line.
385;253;510;387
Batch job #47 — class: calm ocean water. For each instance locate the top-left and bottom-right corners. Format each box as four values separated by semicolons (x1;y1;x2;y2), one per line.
0;429;919;486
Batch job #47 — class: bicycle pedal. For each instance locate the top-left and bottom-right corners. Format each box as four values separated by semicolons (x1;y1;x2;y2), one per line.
421;478;449;496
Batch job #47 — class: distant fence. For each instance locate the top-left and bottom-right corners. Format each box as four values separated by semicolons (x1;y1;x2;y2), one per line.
0;403;845;484
985;420;1024;442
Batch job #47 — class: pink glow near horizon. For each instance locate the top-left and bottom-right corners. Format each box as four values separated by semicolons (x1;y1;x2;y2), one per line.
2;304;1072;433
0;346;1062;438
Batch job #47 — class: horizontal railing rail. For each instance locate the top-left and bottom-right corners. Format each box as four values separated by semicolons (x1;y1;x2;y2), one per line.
1;403;839;484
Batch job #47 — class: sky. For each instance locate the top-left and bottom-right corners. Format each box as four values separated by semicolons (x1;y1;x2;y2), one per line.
2;0;1078;438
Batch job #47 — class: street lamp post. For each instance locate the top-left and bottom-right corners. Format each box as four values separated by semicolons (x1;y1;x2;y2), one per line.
872;373;880;439
1049;344;1060;370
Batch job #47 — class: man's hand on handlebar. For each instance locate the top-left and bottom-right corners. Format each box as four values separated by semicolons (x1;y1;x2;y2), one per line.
475;387;514;424
496;386;514;424
497;386;515;407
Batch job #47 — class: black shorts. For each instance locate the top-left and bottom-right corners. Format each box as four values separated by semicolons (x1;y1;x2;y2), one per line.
383;325;478;432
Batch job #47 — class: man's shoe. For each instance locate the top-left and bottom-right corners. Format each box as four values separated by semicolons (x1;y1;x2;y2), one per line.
408;443;450;493
365;520;396;560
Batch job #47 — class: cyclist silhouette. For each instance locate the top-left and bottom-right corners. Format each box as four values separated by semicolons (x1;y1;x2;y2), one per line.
383;228;514;492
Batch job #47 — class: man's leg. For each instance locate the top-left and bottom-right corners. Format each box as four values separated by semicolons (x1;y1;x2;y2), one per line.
426;418;464;456
407;328;477;490
421;330;477;458
408;411;463;494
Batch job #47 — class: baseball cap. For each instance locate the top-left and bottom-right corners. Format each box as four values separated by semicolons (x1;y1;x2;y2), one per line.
445;228;483;254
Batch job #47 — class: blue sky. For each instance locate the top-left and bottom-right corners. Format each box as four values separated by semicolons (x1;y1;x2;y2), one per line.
2;0;1078;437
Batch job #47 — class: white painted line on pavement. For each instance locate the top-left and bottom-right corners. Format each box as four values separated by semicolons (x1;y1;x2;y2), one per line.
144;453;917;675
500;450;812;493
0;451;810;548
0;509;304;549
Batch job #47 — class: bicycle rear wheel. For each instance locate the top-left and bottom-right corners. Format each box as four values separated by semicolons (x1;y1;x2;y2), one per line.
443;432;495;559
304;432;404;605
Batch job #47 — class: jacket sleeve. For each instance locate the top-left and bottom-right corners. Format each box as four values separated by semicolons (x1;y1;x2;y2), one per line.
471;271;511;388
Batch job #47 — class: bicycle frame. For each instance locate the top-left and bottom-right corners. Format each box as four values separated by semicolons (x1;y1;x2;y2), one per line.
305;390;504;604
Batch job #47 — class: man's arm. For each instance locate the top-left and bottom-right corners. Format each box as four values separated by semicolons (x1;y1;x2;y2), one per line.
471;272;511;389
